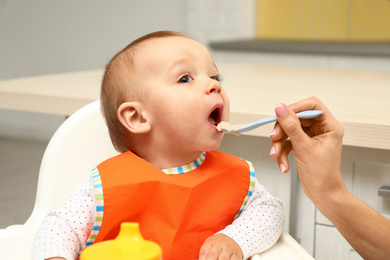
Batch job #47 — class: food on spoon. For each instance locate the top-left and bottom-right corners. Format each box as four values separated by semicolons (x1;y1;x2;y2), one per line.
216;121;232;132
216;121;241;136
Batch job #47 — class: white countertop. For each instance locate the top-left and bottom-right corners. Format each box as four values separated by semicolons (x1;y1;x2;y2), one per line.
1;63;389;150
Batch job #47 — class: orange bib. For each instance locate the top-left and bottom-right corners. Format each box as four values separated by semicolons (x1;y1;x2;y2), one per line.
93;150;250;259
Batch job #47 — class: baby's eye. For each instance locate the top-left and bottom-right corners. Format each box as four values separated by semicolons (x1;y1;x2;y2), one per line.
179;75;193;83
211;74;222;82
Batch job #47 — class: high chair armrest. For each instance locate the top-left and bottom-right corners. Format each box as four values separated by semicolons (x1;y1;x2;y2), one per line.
250;232;314;260
0;225;32;260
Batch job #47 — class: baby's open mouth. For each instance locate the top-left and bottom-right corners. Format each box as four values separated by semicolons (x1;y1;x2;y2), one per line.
208;106;222;126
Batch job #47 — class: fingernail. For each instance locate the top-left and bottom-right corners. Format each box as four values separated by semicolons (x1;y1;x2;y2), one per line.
275;104;287;118
279;163;286;173
270;146;276;156
270;128;276;137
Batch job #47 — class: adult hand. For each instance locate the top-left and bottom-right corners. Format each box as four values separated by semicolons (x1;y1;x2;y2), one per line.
269;97;345;204
270;97;390;259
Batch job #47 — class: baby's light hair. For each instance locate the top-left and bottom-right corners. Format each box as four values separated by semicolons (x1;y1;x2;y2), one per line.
101;31;186;152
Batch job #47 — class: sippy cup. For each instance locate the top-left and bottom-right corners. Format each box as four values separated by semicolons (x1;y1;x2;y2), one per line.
80;222;162;260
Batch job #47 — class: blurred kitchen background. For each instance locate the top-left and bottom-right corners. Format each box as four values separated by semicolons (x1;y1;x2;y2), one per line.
1;0;389;259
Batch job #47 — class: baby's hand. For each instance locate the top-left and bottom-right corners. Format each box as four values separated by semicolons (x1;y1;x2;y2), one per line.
199;234;242;260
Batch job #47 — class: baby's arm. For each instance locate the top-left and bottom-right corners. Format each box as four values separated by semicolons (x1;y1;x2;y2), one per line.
32;176;95;260
215;176;284;259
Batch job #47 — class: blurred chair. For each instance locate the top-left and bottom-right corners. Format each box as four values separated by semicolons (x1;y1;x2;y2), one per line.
0;100;313;260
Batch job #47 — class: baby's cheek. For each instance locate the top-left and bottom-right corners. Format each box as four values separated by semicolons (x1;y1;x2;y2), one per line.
222;103;230;122
221;89;230;121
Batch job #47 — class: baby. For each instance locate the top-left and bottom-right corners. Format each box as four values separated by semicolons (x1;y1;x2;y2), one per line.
32;31;284;260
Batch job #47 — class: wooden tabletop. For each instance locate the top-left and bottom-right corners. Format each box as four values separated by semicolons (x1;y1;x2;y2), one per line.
1;63;389;150
0;70;103;115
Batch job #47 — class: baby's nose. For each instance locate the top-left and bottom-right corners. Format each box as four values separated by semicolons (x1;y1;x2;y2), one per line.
206;79;221;94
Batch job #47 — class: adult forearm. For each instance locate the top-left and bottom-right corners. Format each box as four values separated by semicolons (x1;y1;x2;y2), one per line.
270;99;390;259
316;189;390;260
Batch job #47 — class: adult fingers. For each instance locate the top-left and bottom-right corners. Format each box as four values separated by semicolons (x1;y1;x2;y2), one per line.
276;140;293;173
289;97;344;142
274;103;310;147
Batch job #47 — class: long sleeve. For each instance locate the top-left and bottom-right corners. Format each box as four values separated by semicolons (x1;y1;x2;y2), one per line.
218;168;284;259
32;176;95;260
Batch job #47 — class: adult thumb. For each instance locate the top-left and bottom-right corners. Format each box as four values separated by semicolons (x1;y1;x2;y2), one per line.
275;104;308;144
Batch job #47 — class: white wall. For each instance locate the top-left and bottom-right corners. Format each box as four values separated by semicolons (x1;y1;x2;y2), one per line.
0;0;187;79
186;0;256;45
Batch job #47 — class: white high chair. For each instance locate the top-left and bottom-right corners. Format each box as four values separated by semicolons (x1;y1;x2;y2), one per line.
0;100;313;260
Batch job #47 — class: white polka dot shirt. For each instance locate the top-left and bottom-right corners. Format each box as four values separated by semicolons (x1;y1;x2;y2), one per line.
32;157;284;260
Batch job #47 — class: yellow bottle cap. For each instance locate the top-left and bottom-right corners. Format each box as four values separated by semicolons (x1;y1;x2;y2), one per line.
80;222;162;260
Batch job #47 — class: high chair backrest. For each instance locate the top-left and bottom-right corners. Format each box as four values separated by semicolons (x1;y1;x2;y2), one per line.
26;100;119;230
0;100;119;260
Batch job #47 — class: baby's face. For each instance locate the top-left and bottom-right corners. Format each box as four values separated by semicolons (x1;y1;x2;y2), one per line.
136;36;230;154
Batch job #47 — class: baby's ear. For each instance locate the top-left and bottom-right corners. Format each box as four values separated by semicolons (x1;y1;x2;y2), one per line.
118;102;151;134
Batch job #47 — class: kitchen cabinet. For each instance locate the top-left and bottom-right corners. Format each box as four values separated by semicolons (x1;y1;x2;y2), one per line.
295;145;390;258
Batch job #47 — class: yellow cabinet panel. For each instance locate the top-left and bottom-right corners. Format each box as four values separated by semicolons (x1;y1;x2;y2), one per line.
349;0;390;40
256;0;390;41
